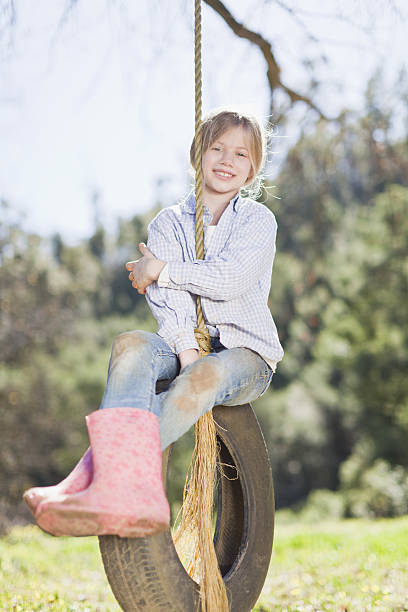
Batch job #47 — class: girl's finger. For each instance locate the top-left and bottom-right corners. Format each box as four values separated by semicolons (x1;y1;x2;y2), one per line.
128;272;133;281
132;281;138;288
126;260;140;270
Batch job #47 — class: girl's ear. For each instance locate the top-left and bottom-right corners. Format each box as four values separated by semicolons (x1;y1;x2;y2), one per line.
245;165;255;185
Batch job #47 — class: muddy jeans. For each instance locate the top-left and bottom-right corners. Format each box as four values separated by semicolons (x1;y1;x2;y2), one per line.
100;330;273;450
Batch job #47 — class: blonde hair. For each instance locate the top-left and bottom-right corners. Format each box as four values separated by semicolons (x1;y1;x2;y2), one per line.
190;108;268;198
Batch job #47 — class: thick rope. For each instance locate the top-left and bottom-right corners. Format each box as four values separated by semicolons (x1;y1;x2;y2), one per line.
173;2;229;611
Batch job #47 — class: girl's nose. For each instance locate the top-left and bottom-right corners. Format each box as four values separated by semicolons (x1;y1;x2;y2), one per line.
221;151;233;165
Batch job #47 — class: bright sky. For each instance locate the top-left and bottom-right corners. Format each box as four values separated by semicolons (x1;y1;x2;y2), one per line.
0;0;406;242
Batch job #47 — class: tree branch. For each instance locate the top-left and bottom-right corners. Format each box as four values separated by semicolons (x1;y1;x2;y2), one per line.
203;0;330;119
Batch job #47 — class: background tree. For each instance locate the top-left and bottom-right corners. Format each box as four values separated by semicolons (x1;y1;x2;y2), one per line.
255;73;408;513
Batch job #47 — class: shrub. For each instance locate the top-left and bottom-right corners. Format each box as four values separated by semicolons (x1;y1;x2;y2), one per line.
299;489;346;522
344;459;408;518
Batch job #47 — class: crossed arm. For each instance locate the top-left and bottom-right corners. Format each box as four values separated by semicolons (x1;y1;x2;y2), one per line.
126;209;276;368
127;209;277;300
128;220;201;371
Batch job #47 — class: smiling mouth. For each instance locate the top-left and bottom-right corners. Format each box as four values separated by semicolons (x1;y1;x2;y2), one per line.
214;170;235;178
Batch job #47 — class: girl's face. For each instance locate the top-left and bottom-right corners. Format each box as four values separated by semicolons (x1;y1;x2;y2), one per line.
201;126;252;200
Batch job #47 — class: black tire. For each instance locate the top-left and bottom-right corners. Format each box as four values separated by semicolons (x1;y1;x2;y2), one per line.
99;389;274;612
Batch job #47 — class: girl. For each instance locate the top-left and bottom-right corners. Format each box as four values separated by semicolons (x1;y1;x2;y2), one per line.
23;108;284;538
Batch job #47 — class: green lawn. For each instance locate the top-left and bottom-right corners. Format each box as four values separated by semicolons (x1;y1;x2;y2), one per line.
1;516;407;611
258;515;408;612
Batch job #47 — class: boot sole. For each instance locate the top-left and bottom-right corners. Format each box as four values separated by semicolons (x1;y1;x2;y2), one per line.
36;504;170;538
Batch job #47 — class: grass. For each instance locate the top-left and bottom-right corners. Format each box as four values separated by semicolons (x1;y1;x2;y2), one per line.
0;516;407;611
0;525;116;612
258;515;408;612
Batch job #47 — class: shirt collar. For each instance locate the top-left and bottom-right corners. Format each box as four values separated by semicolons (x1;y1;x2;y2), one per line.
181;190;241;215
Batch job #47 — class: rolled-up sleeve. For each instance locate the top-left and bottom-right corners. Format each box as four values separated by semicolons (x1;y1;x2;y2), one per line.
157;263;171;287
145;214;199;354
162;210;277;301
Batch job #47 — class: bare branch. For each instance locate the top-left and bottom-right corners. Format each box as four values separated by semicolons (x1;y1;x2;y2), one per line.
0;0;15;29
56;0;80;32
273;0;320;46
271;5;374;36
203;0;330;119
0;0;16;58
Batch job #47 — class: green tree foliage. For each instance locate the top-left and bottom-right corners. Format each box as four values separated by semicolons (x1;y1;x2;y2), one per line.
256;73;408;512
0;205;157;528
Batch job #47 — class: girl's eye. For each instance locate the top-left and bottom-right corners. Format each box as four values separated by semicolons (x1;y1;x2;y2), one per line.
212;147;221;151
237;152;248;157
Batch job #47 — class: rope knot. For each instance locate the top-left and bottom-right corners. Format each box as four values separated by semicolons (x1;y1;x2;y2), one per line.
194;326;211;356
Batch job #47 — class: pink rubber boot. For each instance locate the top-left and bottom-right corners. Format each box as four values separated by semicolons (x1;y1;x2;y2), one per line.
35;408;170;538
23;448;93;516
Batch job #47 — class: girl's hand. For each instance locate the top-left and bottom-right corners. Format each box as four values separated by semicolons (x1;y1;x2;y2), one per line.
126;243;166;294
179;348;200;372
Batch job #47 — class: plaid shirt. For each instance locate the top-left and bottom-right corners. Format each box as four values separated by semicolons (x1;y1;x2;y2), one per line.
145;191;284;370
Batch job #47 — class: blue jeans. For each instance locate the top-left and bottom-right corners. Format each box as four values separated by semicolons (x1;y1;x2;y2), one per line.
100;330;273;450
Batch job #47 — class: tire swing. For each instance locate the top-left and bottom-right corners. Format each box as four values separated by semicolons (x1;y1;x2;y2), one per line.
98;2;275;610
